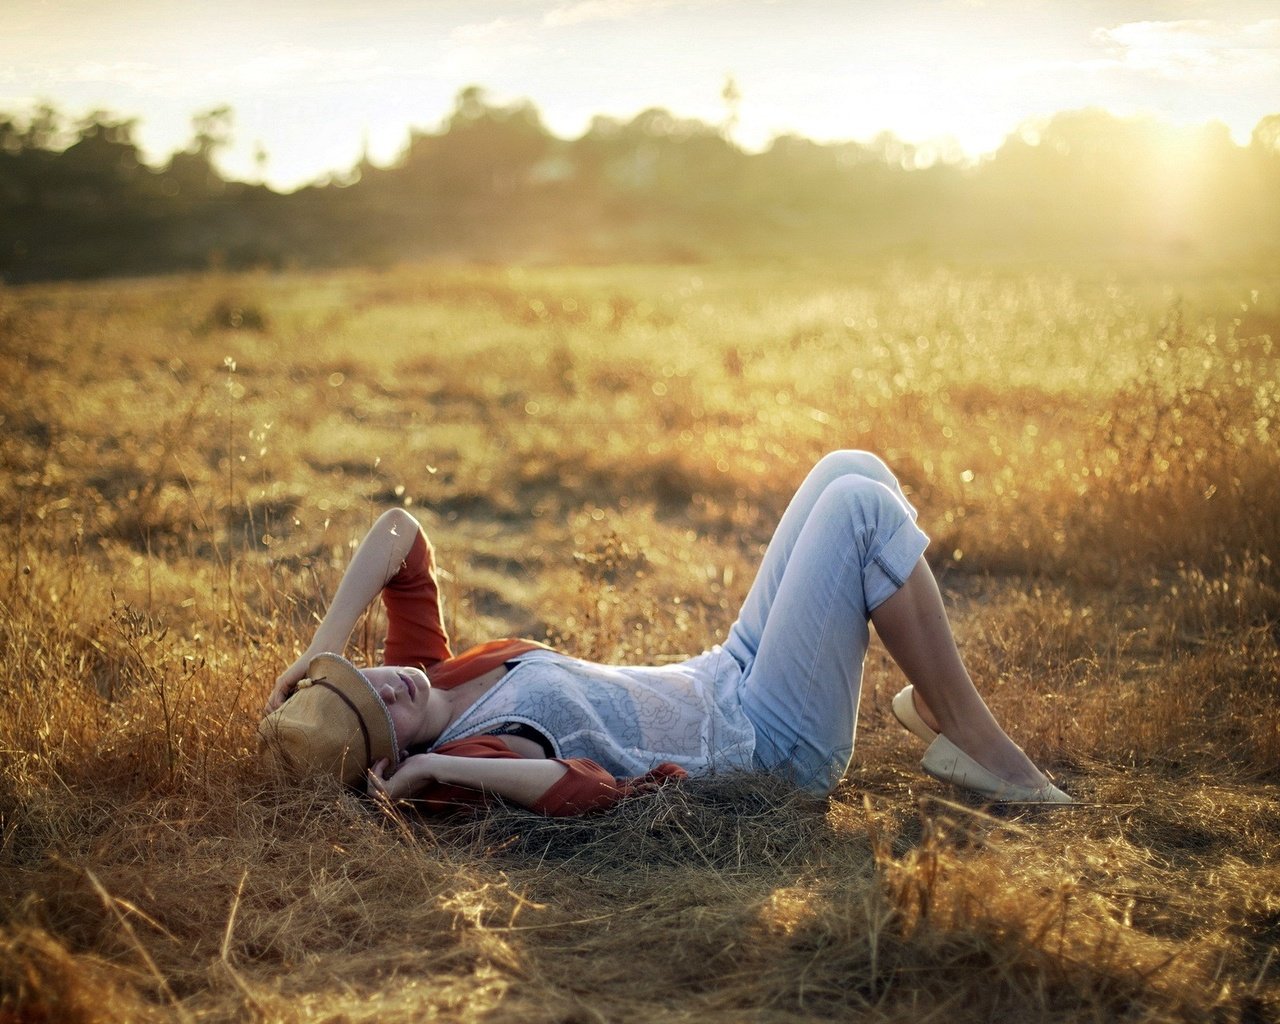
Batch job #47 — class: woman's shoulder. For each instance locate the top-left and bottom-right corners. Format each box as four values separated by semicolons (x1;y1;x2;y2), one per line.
428;638;555;689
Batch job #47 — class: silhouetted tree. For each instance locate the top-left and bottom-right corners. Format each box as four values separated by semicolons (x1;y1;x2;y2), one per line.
1252;114;1280;155
166;106;234;197
2;97;1278;280
721;74;741;142
403;86;551;201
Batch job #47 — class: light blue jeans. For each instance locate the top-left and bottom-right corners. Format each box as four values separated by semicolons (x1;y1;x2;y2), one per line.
725;451;930;795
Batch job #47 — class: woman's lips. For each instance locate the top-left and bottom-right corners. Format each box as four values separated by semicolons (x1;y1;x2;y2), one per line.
398;672;416;701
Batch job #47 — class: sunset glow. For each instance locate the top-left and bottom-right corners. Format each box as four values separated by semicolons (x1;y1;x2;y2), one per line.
3;0;1278;190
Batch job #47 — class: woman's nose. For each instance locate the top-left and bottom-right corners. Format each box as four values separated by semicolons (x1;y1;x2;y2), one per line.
378;683;396;703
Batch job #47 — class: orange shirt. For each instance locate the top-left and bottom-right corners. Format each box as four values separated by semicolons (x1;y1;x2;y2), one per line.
380;531;686;815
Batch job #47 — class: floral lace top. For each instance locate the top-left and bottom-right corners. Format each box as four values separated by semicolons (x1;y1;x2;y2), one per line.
431;647;756;779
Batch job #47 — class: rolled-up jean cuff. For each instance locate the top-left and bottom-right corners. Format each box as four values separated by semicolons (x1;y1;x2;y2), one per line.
864;519;930;612
752;736;850;796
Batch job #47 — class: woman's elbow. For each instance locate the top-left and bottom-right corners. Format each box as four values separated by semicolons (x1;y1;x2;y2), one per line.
376;506;421;535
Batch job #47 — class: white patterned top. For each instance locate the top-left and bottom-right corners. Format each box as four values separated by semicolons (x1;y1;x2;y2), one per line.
430;647;756;779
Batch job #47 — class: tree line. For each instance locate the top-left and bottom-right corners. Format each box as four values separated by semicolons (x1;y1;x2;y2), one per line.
2;86;1278;282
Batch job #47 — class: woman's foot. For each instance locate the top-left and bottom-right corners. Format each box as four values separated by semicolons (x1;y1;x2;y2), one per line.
921;735;1072;803
943;719;1051;791
899;685;1059;795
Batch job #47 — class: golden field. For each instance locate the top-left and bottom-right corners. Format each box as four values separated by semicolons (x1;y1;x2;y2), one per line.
1;260;1278;1023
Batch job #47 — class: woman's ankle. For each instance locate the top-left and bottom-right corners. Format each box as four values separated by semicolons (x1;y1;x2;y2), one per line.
911;688;942;733
944;724;1045;789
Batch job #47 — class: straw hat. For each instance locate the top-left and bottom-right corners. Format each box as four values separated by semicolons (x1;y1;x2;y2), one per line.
258;653;400;788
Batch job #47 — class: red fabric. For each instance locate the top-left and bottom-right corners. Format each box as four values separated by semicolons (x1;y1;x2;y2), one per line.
379;524;685;816
532;760;689;816
381;531;453;669
425;637;554;690
413;736;688;817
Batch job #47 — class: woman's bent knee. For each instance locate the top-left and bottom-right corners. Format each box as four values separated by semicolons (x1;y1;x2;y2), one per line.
814;450;897;488
821;474;910;531
377;506;422;536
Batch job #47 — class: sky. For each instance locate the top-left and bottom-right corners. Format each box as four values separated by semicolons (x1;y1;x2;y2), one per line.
3;0;1278;190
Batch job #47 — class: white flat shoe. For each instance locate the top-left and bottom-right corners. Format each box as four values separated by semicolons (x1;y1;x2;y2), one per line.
891;685;938;744
920;735;1074;804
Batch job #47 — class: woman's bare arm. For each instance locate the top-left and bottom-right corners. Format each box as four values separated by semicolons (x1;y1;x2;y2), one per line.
267;508;422;709
368;753;569;809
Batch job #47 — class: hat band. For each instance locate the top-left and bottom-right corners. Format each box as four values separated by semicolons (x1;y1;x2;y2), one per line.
311;680;372;770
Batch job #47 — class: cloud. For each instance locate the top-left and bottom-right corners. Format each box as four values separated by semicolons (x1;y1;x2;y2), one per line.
8;61;167;88
0;59;185;92
450;17;523;43
1093;18;1280;81
0;46;423;99
543;0;681;28
210;47;411;88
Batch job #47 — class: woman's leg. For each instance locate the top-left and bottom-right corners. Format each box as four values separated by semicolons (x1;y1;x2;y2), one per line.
731;456;930;793
870;560;1045;789
725;450;919;670
729;451;1050;795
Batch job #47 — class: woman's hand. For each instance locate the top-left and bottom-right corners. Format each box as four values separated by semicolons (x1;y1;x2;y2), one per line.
366;753;568;808
265;654;313;713
366;755;437;801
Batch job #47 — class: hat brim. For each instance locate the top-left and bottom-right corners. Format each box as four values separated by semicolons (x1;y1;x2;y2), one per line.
258;653;399;788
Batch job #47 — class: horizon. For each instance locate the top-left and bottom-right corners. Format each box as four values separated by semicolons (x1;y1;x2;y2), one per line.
4;0;1279;190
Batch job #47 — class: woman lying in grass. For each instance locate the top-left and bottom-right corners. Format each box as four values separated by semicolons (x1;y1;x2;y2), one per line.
260;451;1070;814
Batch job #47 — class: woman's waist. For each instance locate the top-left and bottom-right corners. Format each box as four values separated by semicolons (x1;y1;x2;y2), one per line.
441;653;752;746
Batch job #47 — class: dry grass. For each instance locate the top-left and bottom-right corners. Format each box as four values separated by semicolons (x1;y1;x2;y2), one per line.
1;260;1278;1022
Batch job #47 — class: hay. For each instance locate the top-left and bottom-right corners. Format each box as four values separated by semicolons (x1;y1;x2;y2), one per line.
3;262;1279;1022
